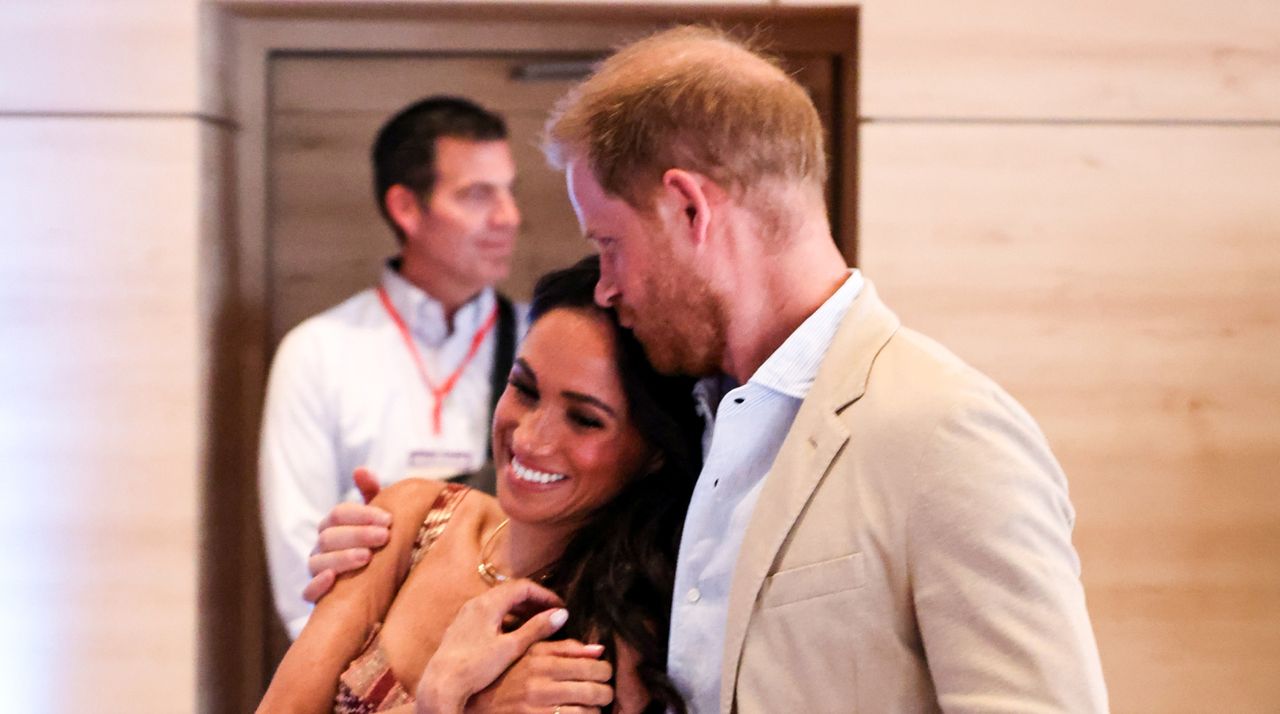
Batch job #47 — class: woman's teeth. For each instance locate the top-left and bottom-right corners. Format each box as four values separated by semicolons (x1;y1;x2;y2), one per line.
511;457;567;485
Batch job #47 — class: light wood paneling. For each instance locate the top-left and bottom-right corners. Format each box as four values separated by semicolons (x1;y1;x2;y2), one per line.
198;120;270;713
0;2;203;114
221;0;770;12
828;0;1280;120
859;122;1280;712
0;118;203;710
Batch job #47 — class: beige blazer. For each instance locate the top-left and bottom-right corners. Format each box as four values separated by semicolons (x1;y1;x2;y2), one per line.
718;282;1108;713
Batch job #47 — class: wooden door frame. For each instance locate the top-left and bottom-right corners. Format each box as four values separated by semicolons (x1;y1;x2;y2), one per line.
205;1;858;706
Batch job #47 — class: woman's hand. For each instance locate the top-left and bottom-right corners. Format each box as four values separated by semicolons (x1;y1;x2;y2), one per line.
464;639;614;714
415;580;575;714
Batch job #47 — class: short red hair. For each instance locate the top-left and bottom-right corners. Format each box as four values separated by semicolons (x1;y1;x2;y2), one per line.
544;25;827;212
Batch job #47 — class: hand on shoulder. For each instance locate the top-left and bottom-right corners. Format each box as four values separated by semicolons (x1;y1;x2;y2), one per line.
305;467;454;603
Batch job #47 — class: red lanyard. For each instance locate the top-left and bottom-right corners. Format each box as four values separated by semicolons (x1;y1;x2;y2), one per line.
377;286;499;435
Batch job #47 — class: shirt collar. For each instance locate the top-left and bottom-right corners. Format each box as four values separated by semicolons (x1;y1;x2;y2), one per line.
693;373;738;420
380;258;495;348
748;269;864;400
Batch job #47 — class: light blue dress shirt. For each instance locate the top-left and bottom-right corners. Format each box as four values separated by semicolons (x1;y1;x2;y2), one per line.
667;270;864;713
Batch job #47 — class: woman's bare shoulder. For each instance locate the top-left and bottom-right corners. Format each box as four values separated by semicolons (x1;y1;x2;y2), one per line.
372;478;449;519
373;480;504;542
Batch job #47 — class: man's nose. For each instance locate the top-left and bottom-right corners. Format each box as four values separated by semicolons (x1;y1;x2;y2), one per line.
594;264;619;308
492;190;520;229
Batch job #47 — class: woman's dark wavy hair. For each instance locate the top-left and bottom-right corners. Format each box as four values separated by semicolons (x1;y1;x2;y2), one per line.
527;255;701;714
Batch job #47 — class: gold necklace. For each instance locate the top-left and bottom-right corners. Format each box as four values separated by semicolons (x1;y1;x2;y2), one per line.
477;518;511;586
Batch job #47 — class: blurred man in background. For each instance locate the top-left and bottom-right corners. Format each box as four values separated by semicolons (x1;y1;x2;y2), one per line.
259;96;524;638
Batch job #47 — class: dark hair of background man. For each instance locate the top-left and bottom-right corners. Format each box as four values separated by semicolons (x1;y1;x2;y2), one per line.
371;95;509;241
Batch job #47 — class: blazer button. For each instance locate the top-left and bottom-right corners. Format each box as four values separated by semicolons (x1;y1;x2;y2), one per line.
686;587;701;603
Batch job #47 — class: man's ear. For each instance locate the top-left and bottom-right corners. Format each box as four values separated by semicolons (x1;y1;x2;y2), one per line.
384;184;425;238
660;169;715;246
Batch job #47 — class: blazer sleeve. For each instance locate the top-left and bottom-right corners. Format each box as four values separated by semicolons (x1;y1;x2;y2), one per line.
906;382;1109;713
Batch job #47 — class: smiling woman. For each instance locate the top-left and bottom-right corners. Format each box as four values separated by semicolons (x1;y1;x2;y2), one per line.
256;256;702;714
496;307;653;531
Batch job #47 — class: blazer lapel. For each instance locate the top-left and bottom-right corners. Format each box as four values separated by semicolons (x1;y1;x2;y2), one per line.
717;282;901;713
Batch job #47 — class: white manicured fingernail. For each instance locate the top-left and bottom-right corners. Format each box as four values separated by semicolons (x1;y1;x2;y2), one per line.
549;608;569;629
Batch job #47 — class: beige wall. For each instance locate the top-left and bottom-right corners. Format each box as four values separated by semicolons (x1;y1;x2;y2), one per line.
846;1;1280;711
3;1;1277;712
0;1;214;710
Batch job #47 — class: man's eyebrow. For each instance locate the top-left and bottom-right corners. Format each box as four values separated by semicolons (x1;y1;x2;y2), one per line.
563;390;618;418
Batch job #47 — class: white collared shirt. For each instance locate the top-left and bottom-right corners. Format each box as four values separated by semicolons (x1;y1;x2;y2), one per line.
259;262;527;638
667;270;864;713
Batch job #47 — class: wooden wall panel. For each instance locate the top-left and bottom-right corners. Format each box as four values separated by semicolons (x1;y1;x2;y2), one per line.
0;2;203;113
839;0;1280;120
859;122;1280;712
198;120;271;713
0;118;203;710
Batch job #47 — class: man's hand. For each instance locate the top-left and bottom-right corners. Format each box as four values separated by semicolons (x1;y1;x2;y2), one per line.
416;580;590;714
464;639;613;714
302;466;391;603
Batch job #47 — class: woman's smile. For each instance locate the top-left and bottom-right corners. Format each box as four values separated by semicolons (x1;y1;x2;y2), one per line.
509;456;568;485
492;307;652;531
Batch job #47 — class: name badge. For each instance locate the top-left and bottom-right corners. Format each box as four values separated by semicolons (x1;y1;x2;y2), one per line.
406;449;475;480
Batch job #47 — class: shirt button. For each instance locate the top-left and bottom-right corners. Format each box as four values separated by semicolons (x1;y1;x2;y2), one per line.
686;587;701;603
